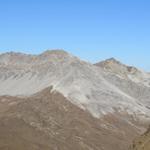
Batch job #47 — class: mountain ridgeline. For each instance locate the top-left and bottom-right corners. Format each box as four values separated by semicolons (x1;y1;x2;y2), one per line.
0;50;150;150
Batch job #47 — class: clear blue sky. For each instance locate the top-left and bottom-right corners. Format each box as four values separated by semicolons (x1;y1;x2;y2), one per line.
0;0;150;70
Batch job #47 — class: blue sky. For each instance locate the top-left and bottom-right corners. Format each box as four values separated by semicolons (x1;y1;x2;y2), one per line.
0;0;150;70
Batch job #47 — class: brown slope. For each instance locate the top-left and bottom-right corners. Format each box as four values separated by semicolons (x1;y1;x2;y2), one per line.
0;87;143;150
130;126;150;150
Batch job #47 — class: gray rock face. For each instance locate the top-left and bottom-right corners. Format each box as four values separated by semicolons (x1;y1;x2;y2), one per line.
0;50;150;120
95;58;150;87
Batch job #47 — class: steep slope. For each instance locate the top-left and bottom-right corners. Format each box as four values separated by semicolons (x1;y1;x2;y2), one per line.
0;50;150;150
0;50;149;120
130;126;150;150
95;58;150;116
95;58;150;87
0;87;141;150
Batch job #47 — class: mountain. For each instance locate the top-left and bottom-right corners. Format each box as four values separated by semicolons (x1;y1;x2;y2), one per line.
130;126;150;150
0;50;150;150
95;58;150;87
0;87;140;150
95;58;150;108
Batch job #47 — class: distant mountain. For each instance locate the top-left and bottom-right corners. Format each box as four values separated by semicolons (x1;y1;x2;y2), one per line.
0;50;150;150
95;58;150;87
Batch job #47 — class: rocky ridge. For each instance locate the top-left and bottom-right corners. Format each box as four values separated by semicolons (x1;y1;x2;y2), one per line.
0;50;150;150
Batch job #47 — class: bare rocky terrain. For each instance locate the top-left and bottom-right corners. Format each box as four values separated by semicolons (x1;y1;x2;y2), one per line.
0;50;150;150
0;87;142;150
130;126;150;150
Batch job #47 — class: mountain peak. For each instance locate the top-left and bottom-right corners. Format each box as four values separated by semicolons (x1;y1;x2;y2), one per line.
103;57;124;65
37;49;74;64
95;58;150;87
0;49;70;59
40;49;69;56
96;57;140;74
95;57;123;69
0;49;73;65
105;57;122;64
